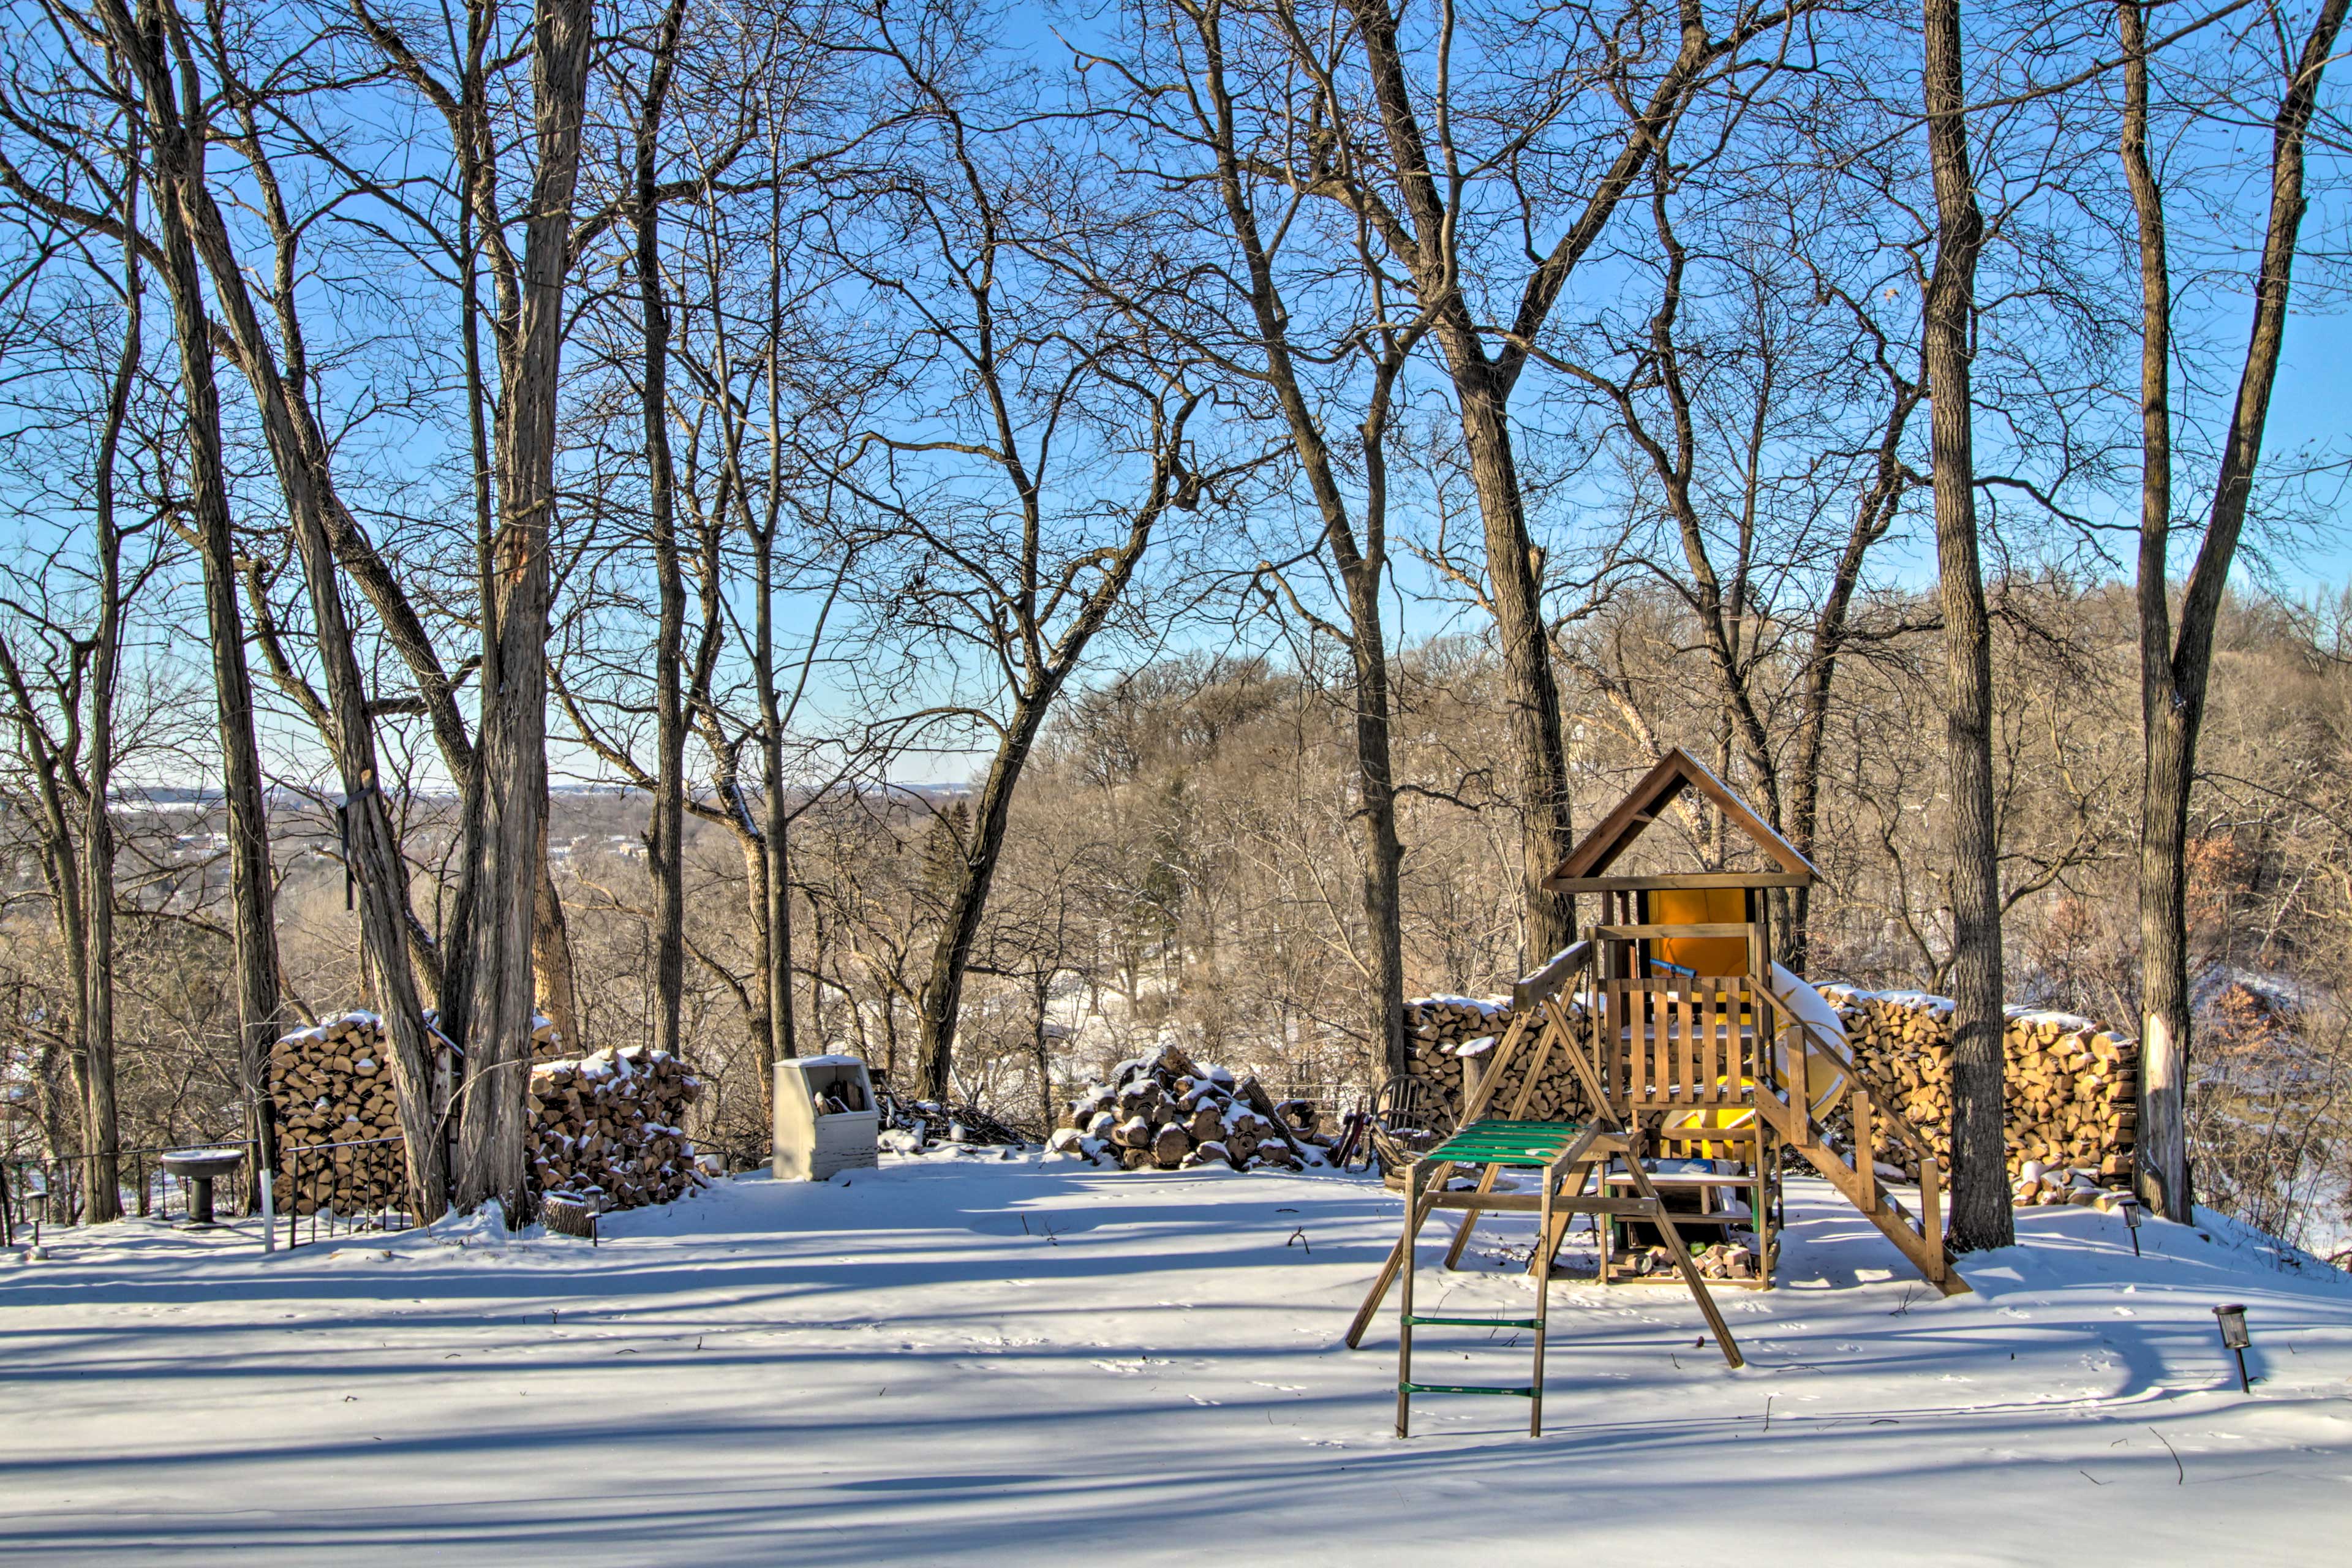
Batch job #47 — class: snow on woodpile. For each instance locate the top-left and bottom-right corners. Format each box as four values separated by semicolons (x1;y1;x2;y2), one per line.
1406;993;1514;1050
1047;1044;1313;1172
273;1016;705;1216
1405;993;1597;1125
1824;987;2140;1186
529;1047;706;1211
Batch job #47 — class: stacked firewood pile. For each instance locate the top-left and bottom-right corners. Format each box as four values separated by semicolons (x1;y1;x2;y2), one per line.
1049;1045;1313;1171
1398;978;2140;1194
1827;990;2139;1185
1406;994;1595;1126
529;1047;705;1209
270;1012;439;1216
1406;994;1515;1052
273;1016;708;1216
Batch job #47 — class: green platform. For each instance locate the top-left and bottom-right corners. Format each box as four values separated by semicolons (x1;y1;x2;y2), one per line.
1422;1118;1585;1167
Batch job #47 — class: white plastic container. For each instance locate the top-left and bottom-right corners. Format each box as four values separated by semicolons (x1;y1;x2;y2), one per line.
772;1054;880;1181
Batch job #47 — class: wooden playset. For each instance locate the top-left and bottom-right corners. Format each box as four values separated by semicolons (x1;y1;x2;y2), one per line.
1352;748;1967;1436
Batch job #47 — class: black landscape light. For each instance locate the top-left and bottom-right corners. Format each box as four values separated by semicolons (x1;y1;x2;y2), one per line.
2212;1303;2252;1392
2117;1194;2143;1257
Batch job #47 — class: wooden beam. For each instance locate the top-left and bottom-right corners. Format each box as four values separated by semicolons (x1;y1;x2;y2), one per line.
1545;872;1812;894
1545;747;1817;885
1551;753;1689;880
1591;922;1754;940
1511;944;1589;1011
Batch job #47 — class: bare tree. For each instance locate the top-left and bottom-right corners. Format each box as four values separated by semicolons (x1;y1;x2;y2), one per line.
1082;1;1428;1076
1542;136;1926;965
2118;0;2350;1220
1920;0;2010;1253
1267;0;1811;960
820;7;1220;1100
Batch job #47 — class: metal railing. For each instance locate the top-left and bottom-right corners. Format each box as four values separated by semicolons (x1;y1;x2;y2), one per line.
277;1135;427;1250
2;1137;263;1246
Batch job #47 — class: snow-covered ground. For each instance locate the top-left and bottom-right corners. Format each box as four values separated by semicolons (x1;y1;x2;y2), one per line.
4;1155;2350;1564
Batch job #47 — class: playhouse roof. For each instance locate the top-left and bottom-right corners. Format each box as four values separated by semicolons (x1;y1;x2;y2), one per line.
1545;747;1815;889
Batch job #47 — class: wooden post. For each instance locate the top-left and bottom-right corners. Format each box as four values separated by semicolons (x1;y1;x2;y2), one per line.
1853;1088;1879;1212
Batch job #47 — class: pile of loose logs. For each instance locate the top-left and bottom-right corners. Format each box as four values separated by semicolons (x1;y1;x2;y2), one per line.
528;1047;706;1210
1616;1238;1770;1282
1049;1044;1312;1171
1826;989;2139;1185
270;1012;441;1216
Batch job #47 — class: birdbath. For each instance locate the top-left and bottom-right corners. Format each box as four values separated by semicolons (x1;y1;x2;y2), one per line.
160;1147;246;1229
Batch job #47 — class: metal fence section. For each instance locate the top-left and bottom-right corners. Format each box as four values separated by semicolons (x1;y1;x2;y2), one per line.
1;1137;266;1245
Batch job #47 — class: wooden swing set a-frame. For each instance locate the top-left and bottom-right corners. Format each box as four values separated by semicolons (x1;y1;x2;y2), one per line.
1344;956;1744;1438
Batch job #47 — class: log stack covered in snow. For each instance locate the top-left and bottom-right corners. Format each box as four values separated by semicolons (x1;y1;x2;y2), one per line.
1404;994;1595;1126
273;1016;707;1216
269;1012;432;1216
1826;989;2139;1185
529;1047;706;1209
1049;1045;1310;1171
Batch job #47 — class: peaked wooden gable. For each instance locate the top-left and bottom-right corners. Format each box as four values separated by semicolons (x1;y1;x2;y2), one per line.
1545;747;1814;887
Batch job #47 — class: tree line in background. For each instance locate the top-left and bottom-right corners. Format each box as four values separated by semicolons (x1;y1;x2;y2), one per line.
0;0;2346;1256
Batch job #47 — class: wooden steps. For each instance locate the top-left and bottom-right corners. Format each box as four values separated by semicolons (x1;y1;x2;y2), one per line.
1784;1117;1968;1295
1747;993;1970;1297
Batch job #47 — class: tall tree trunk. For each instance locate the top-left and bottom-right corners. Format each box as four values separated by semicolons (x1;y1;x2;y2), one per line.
0;660;89;1203
762;745;796;1072
1920;0;2010;1253
1452;374;1577;964
2119;0;2186;1223
438;77;495;1062
914;703;1046;1100
638;0;688;1063
107;0;283;1193
458;0;595;1216
108;0;448;1216
1348;437;1408;1080
2121;0;2348;1221
1031;968;1055;1137
1340;0;1585;962
753;170;799;1090
78;183;143;1224
1194;6;1408;1074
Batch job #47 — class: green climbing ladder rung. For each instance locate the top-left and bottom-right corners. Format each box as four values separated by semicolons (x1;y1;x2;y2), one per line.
1404;1314;1539;1329
1400;1382;1537;1397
